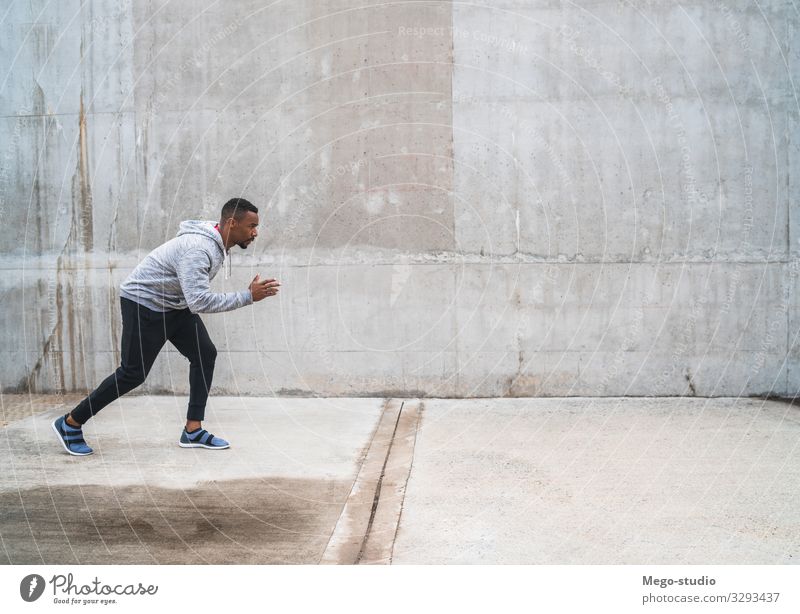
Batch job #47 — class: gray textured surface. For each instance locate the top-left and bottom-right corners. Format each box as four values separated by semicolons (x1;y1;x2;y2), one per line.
2;395;798;564
392;397;800;564
1;1;797;396
0;395;384;564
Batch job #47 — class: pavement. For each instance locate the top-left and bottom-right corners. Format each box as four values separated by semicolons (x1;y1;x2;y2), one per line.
1;394;798;564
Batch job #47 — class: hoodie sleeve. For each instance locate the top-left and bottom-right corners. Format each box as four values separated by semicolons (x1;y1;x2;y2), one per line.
176;248;253;314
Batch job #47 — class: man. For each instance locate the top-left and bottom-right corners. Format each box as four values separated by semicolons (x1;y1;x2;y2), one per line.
51;198;279;455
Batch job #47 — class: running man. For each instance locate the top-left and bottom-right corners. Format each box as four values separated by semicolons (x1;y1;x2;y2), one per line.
52;198;280;455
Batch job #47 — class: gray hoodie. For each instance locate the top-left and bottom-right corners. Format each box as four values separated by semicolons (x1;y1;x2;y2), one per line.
119;220;253;314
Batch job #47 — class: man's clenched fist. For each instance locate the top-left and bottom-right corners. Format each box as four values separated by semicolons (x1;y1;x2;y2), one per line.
249;274;280;302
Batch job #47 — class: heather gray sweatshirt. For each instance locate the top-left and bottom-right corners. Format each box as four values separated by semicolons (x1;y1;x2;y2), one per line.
119;220;253;314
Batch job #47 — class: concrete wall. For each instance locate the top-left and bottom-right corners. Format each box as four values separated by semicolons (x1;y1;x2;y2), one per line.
1;0;797;398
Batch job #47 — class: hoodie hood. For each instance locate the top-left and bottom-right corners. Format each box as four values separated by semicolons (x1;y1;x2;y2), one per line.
176;220;231;279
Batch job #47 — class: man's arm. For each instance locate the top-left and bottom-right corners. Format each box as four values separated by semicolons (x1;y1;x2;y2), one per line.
176;249;253;314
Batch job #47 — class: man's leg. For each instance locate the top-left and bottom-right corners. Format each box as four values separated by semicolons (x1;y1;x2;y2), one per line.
170;313;228;449
69;298;168;425
168;312;217;427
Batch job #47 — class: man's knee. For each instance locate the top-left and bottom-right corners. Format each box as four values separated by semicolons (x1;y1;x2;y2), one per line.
200;342;217;365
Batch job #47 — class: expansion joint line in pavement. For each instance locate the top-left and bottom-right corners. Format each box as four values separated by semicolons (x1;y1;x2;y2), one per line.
320;398;422;565
354;401;404;564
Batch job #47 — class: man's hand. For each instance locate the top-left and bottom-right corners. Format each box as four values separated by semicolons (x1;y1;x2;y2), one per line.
249;274;280;302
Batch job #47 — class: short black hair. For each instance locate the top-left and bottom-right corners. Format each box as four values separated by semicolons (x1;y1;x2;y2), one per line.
220;198;258;223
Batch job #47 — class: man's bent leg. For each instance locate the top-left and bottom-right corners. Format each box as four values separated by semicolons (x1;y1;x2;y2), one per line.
169;313;217;422
70;298;168;424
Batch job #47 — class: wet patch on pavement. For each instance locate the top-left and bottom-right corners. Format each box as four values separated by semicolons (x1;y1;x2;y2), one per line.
0;477;351;564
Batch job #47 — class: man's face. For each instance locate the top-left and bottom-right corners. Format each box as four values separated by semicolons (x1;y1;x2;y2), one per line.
228;211;259;249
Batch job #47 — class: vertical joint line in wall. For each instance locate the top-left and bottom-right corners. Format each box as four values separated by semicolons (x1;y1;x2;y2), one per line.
448;0;454;215
449;0;455;235
788;100;792;396
787;266;791;396
449;3;459;396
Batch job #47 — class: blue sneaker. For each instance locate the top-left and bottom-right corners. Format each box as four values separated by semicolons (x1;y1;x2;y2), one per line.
52;414;93;456
178;428;230;450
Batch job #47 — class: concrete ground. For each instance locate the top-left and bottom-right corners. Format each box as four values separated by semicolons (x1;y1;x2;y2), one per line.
1;395;798;564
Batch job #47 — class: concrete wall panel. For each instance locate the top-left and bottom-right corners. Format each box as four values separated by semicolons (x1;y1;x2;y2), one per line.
2;1;796;397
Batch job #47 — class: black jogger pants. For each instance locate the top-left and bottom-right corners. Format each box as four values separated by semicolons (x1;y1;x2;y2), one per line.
70;296;217;424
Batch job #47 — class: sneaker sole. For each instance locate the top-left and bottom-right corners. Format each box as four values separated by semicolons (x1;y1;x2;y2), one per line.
178;441;230;450
51;420;93;456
